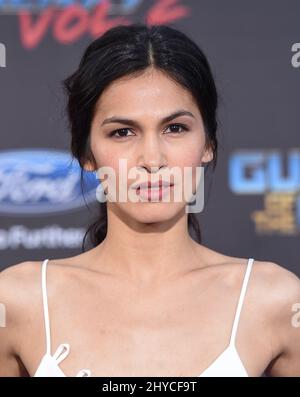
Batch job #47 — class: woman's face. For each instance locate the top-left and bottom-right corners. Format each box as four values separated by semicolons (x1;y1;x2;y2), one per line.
87;68;213;224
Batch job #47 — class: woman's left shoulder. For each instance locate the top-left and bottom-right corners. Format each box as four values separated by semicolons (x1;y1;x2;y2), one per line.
251;259;300;301
249;260;300;376
247;259;300;333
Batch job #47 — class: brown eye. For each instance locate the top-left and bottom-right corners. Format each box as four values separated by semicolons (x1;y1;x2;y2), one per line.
164;124;189;134
109;128;135;138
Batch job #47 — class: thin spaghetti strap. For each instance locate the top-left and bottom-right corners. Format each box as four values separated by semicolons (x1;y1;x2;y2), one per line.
229;258;254;346
41;259;51;355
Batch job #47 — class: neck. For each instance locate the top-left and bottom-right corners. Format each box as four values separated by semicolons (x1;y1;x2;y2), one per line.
92;204;205;285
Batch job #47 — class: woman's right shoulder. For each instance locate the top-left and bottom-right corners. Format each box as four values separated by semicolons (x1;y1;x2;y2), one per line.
1;260;42;276
0;260;43;286
0;261;45;376
0;261;44;321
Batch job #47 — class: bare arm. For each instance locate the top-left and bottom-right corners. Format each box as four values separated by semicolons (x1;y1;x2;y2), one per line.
0;264;32;376
264;263;300;376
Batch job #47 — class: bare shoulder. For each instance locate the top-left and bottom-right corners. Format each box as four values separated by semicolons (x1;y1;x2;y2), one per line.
0;260;48;345
203;246;300;315
0;260;41;280
250;260;300;306
0;261;44;376
209;246;300;296
251;260;300;376
0;261;44;325
225;256;300;310
0;261;43;295
254;260;300;338
230;257;300;376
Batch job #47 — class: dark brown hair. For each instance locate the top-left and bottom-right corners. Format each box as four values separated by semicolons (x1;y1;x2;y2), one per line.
63;23;219;252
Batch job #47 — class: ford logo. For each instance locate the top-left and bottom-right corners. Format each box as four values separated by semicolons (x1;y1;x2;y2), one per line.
0;149;98;215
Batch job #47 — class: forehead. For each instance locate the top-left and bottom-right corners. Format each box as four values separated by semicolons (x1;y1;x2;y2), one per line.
94;69;199;118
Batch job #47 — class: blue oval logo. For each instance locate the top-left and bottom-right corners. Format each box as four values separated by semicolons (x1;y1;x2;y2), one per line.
0;149;98;215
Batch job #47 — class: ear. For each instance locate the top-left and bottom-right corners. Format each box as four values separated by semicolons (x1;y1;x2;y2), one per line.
82;159;96;172
201;146;214;165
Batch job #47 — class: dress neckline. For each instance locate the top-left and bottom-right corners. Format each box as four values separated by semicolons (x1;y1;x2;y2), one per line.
34;342;249;377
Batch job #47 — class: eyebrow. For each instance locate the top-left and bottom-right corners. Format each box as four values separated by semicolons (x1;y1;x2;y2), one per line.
100;110;195;128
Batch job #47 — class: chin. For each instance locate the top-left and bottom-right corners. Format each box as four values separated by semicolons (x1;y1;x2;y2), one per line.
124;201;185;224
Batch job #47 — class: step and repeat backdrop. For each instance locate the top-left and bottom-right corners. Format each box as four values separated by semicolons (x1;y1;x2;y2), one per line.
0;0;299;275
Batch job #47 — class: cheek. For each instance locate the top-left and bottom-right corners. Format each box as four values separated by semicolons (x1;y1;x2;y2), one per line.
169;132;205;168
171;146;203;194
173;148;202;170
91;139;124;170
91;144;134;190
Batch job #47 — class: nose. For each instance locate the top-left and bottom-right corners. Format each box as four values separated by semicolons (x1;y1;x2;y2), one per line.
136;134;167;173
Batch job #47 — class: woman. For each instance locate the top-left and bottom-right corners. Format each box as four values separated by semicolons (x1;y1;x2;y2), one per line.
0;24;299;377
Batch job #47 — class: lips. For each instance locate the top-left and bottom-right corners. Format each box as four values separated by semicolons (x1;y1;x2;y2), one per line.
137;181;174;190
